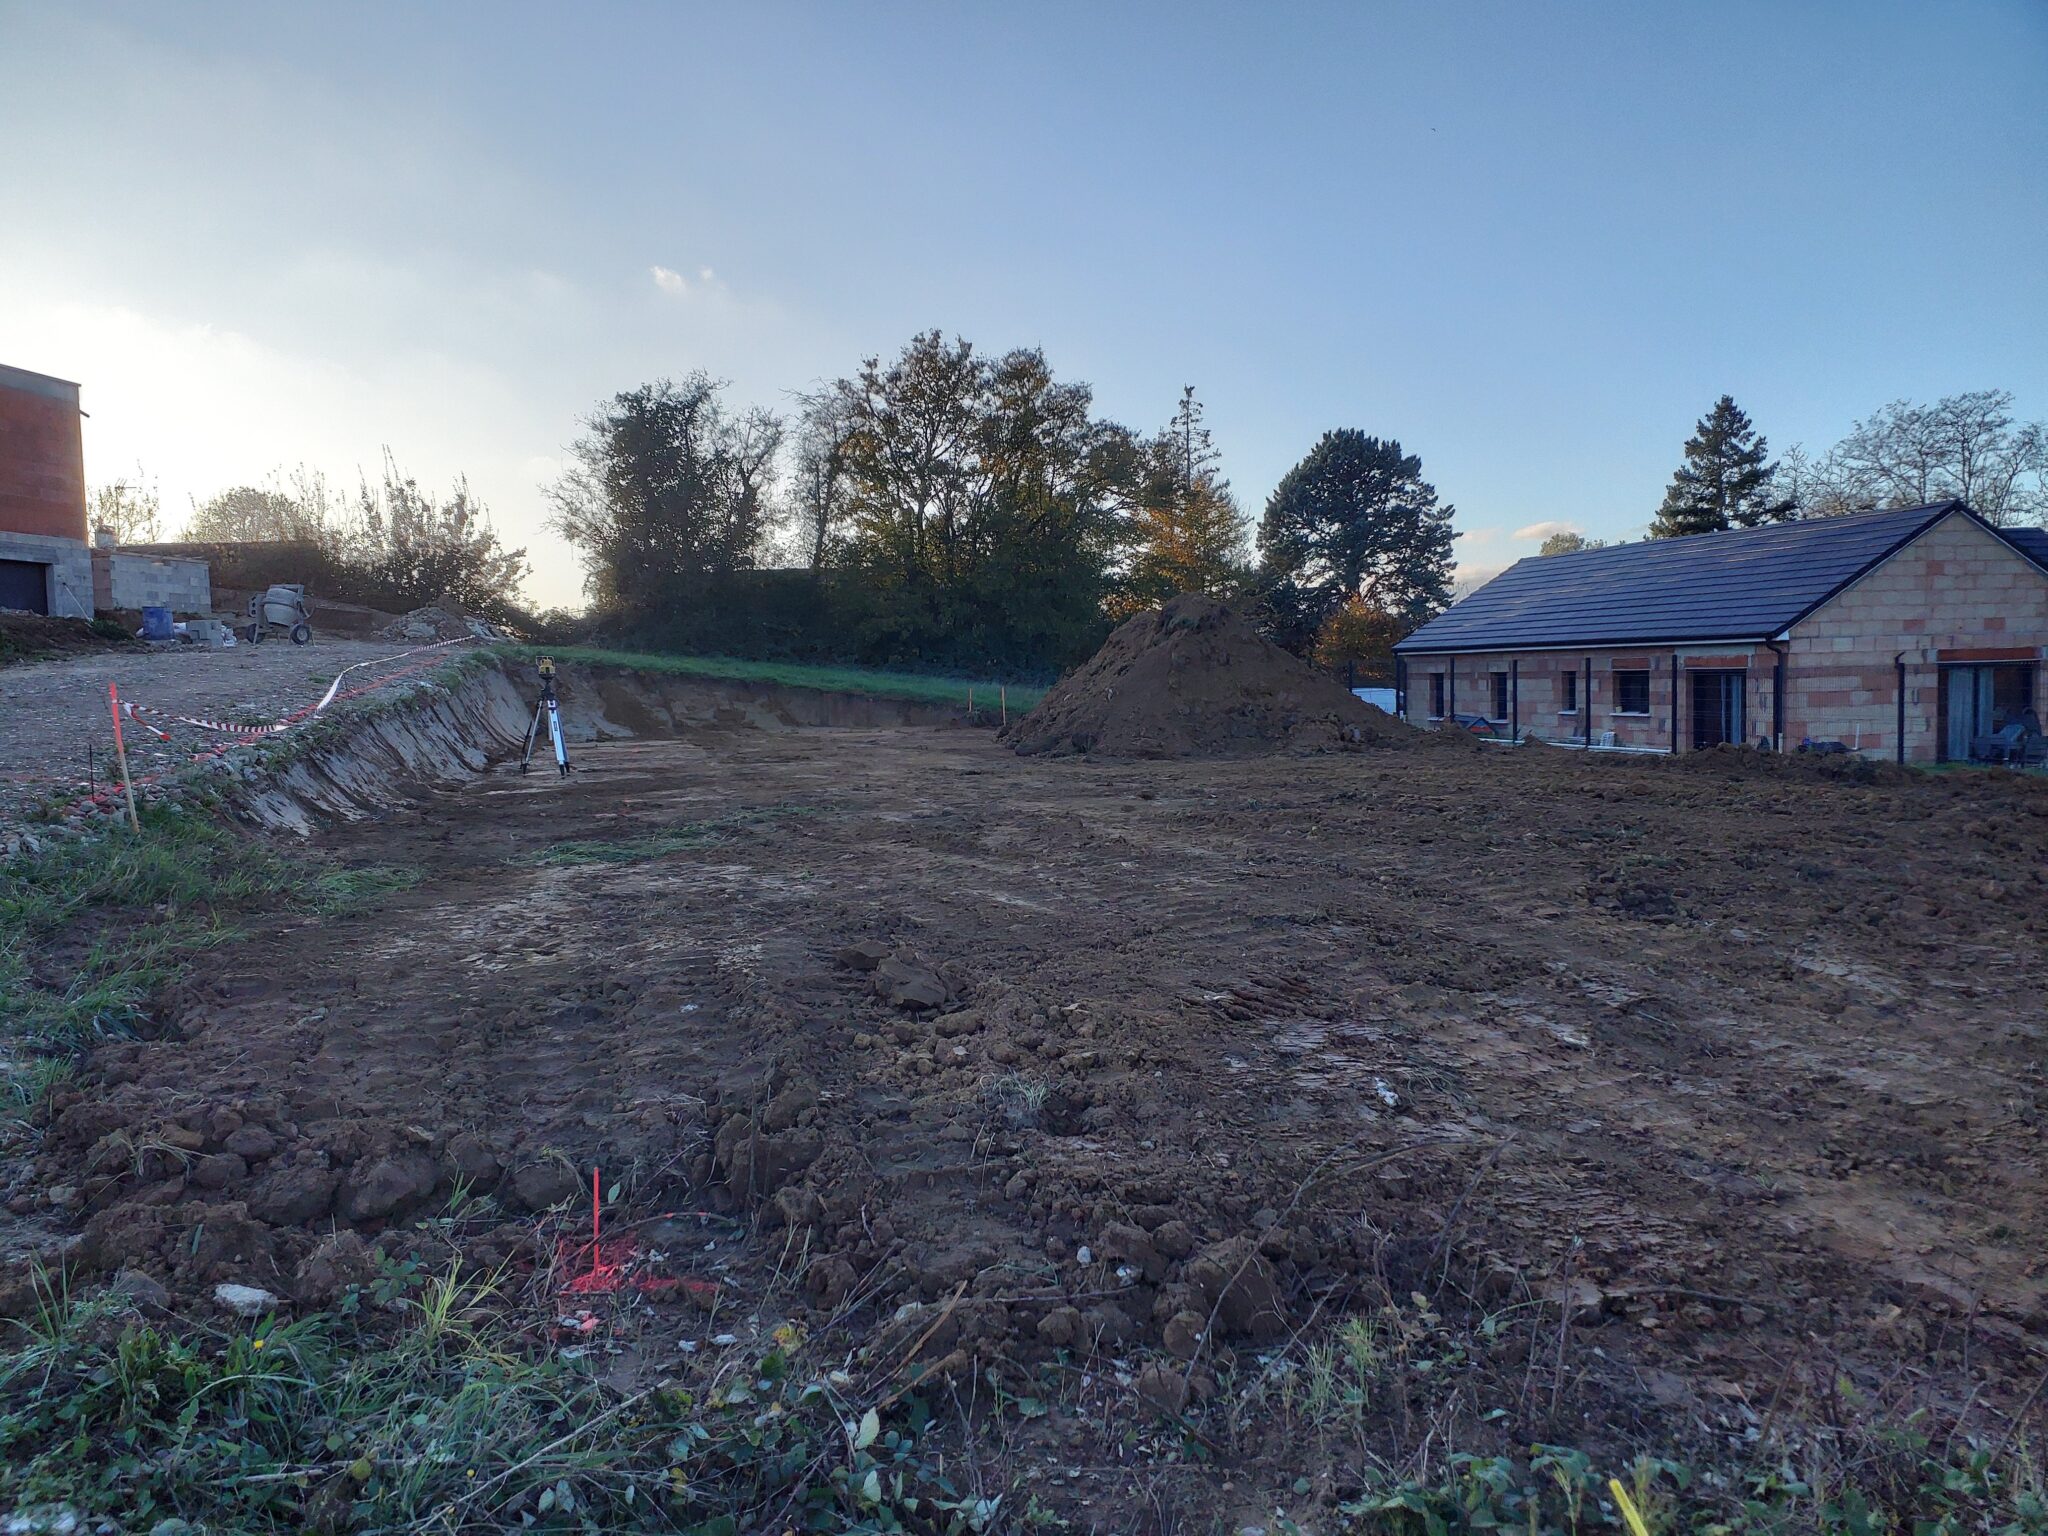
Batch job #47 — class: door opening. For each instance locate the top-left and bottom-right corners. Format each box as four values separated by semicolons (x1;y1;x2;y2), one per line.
0;560;50;615
1940;663;2038;761
1689;669;1745;750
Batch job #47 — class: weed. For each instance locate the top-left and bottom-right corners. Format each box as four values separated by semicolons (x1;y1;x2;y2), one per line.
311;862;425;910
0;1268;1013;1533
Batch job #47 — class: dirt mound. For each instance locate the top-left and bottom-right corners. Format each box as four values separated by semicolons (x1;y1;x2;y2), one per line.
381;600;501;642
1003;594;1403;758
0;612;138;668
1671;741;1917;786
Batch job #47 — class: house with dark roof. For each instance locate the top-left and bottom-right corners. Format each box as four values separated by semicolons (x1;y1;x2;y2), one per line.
1392;502;2048;763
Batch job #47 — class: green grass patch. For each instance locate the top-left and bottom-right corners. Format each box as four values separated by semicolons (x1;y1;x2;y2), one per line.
0;807;424;1098
523;807;812;867
509;643;1047;715
312;863;425;910
0;1264;1014;1534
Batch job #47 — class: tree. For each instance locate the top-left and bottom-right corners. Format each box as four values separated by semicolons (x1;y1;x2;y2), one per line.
88;463;161;544
821;330;1134;666
1787;390;2046;526
1115;387;1250;615
1255;430;1455;653
343;452;530;620
1311;596;1402;679
1538;530;1606;556
184;467;338;543
1650;395;1788;538
787;389;856;570
548;374;784;612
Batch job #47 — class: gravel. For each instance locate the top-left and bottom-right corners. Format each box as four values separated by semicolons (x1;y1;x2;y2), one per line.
0;637;444;828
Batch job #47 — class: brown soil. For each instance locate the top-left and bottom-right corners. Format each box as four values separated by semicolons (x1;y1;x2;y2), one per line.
7;717;2048;1529
0;613;139;669
1003;593;1404;757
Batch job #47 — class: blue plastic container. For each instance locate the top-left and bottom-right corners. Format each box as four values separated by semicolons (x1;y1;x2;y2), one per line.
141;606;174;640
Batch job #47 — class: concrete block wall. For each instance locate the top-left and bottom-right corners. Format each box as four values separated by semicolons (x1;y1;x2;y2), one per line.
1787;513;2048;762
0;530;94;617
1403;648;1770;751
93;550;212;614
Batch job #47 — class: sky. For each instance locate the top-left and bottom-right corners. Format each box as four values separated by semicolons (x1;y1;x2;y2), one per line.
2;1;2044;609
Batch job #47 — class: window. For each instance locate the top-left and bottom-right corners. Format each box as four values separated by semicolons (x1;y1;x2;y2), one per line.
1561;669;1578;713
1491;672;1510;720
1428;673;1446;718
1613;668;1651;715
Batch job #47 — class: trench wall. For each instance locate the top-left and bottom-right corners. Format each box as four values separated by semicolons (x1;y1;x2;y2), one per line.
225;655;963;832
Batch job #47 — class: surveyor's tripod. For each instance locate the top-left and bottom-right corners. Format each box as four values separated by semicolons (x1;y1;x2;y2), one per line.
520;656;572;777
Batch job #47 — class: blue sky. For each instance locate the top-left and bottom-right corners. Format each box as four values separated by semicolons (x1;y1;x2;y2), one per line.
2;1;2043;607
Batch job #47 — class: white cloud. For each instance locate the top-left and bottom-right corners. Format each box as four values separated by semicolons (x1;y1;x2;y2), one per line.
1512;519;1578;541
697;267;715;284
650;265;687;294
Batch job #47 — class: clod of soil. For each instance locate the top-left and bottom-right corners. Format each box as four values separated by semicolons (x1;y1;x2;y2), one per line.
1002;593;1404;758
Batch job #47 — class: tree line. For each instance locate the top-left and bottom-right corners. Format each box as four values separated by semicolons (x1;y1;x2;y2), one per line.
542;329;1455;674
1542;388;2046;554
96;337;2040;675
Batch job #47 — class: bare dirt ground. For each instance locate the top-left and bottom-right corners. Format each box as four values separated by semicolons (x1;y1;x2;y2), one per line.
0;637;446;828
13;720;2048;1527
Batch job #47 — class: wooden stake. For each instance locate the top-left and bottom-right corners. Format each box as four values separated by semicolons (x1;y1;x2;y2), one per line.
107;683;140;831
968;685;975;721
1000;685;1006;726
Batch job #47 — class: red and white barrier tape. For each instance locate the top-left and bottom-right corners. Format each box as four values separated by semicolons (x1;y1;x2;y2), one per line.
12;636;487;820
119;635;478;741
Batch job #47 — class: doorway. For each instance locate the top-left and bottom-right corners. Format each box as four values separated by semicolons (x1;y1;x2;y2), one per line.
1689;669;1745;750
0;560;49;615
1940;663;2037;761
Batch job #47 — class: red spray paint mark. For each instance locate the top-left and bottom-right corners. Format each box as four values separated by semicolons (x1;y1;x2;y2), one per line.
554;1168;720;1304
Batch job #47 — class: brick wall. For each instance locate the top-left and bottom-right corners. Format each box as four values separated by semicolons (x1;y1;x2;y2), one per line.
1402;648;1759;750
0;367;87;543
1397;511;2048;761
1787;512;2048;762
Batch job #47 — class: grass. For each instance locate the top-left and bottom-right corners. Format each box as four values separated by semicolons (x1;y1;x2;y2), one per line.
0;803;423;1093
0;1260;1008;1534
507;643;1047;716
312;863;426;908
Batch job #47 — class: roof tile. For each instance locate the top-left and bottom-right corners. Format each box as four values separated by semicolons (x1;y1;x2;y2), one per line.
1397;502;1965;653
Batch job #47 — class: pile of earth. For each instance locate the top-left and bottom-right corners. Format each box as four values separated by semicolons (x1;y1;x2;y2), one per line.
1003;593;1409;759
0;612;138;668
380;599;503;643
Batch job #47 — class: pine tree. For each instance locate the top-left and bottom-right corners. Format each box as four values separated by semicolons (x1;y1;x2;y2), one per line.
1651;395;1787;538
1255;430;1455;653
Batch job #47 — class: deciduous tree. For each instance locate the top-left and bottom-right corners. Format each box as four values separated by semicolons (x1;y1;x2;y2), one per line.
88;463;161;544
1538;530;1606;556
820;331;1133;666
345;452;529;620
548;374;783;612
184;468;338;543
1116;387;1249;615
1786;390;2046;526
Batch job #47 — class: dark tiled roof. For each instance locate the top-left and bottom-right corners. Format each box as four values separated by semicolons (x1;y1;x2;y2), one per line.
2004;525;2048;572
1397;502;1968;653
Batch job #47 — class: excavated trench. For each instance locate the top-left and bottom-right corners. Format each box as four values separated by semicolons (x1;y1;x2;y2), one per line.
230;655;966;831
